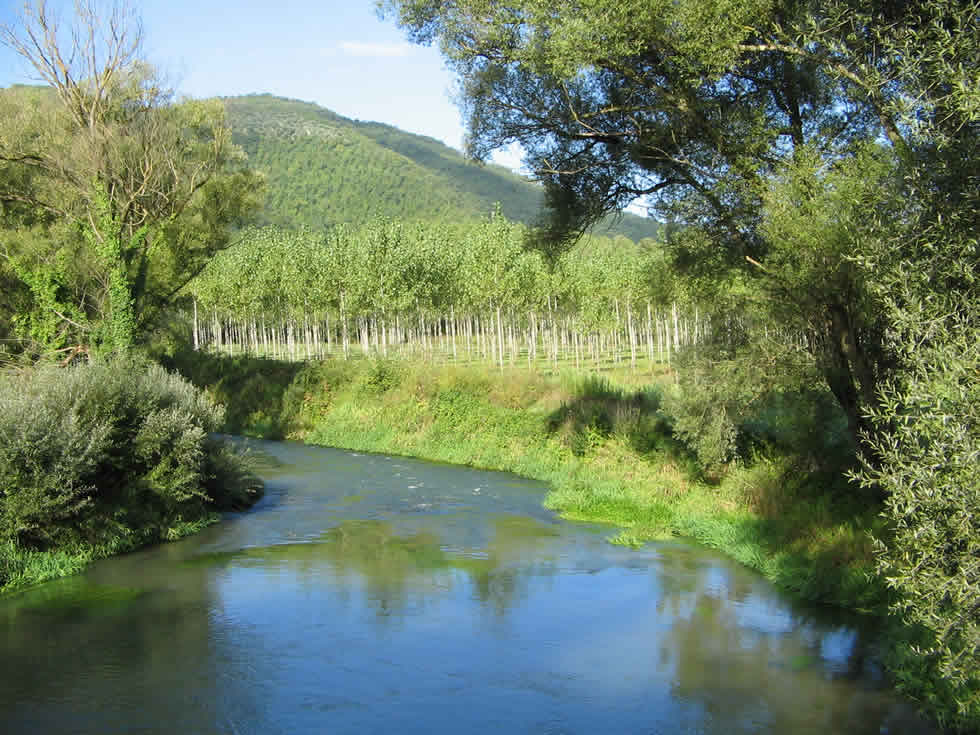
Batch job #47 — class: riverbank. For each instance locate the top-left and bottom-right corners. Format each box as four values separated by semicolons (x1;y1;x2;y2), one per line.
0;435;932;735
123;350;980;730
166;350;887;614
0;515;218;596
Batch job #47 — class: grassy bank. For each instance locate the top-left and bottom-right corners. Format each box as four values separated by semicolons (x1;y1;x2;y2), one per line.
0;515;218;595
168;350;887;614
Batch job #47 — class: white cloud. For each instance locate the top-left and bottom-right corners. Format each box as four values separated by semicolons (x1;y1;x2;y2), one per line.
625;200;649;217
338;41;414;58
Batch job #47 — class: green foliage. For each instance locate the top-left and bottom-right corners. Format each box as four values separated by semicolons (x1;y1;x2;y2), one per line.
548;375;673;458
661;336;857;479
756;144;903;441
854;175;979;731
0;73;262;356
0;540;94;594
0;371;110;549
158;348;307;438
362;359;406;394
662;351;756;472
841;4;979;724
186;218;673;371
0;359;262;570
383;0;974;466
4;247;88;352
82;184;140;355
861;335;979;726
223;94;659;240
386;0;840;242
665;394;738;474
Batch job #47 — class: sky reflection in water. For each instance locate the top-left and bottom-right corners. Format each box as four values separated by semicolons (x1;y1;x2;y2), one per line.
0;439;932;734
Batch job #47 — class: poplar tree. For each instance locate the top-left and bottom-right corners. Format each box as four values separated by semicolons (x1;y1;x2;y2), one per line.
380;0;976;448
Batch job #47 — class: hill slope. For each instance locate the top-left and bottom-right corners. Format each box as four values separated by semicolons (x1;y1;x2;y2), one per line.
225;94;660;241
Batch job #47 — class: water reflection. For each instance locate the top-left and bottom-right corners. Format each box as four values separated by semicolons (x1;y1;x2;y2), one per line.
0;441;933;735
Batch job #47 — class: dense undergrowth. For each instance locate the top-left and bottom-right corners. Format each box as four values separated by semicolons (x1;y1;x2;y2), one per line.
0;358;263;594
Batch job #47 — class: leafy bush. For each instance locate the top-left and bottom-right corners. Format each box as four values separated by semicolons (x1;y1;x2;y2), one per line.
663;343;855;478
661;349;759;472
361;358;405;394
850;119;979;727
858;325;979;727
0;358;262;555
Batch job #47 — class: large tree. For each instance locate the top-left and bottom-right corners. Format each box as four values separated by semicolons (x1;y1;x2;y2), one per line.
381;0;976;446
0;0;263;355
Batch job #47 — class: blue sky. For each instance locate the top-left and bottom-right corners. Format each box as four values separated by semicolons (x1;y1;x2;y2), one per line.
0;0;525;170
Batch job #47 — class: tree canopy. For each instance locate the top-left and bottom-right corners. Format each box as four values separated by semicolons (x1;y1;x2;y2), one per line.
383;0;974;231
0;1;263;356
382;0;978;439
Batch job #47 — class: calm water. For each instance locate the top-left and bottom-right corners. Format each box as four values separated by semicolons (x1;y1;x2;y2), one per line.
0;439;932;734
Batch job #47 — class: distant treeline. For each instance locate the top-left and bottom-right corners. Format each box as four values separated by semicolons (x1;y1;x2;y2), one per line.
185;218;703;369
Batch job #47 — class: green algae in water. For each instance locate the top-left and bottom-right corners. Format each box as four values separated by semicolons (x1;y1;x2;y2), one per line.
490;514;560;539
788;654;818;672
2;578;145;621
178;549;238;568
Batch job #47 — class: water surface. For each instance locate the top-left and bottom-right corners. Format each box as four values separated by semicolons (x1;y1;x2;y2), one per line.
0;439;932;734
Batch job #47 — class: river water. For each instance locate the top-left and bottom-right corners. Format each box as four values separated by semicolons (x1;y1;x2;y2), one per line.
0;439;933;734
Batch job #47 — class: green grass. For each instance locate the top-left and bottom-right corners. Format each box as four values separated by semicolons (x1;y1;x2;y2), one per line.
0;513;219;598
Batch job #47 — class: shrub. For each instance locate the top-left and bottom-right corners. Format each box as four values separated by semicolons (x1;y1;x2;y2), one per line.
661;350;756;472
858;328;980;728
853;169;980;729
361;358;405;394
0;357;262;554
663;344;854;478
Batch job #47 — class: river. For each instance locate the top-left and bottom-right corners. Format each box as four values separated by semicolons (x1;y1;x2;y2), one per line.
0;439;933;734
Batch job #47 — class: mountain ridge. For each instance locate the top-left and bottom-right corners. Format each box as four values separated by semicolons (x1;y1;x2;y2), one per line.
224;94;660;241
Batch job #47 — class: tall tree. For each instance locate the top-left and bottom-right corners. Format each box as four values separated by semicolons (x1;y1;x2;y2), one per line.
381;0;976;446
0;0;263;355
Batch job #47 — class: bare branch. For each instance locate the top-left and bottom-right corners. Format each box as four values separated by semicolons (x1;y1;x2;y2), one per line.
1;0;144;133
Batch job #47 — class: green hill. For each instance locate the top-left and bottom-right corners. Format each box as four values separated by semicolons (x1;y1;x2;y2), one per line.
225;94;660;241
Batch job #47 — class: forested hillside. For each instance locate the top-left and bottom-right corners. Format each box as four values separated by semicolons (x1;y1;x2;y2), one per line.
224;94;660;240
